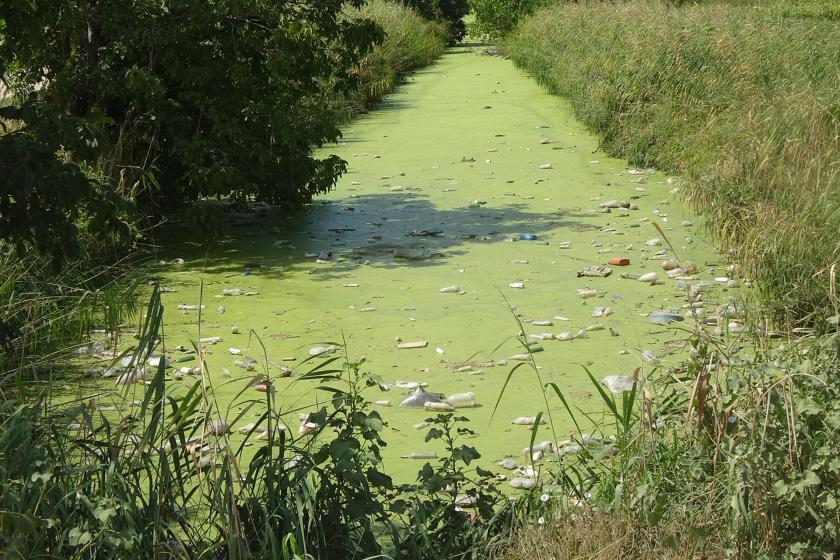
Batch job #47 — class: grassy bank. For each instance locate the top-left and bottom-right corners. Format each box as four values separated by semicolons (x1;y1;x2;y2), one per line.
350;0;449;110
507;2;840;327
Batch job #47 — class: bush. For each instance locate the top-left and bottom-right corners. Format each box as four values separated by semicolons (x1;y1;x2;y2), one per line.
470;0;549;41
0;0;382;262
507;2;840;327
492;316;840;559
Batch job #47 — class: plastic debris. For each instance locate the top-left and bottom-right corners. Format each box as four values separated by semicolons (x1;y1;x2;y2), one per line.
308;345;336;357
397;341;428;349
401;451;437;459
512;416;545;426
602;375;638;393
577;265;612;278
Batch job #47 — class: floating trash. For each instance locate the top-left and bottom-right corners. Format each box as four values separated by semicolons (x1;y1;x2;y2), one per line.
308;345;336;357
393;381;427;389
638;272;660;283
399;387;442;408
440;285;460;293
509;282;525;289
148;356;170;368
397;341;428;349
661;258;679;271
228;348;243;355
650;311;684;325
577;288;601;299
592;306;613;318
425;402;455;411
641;350;659;364
499;458;518;470
512;416;545;426
608;257;630;266
519;234;538;241
577;265;612;278
539;163;553;170
602;375;638;393
401;451;437;459
510;477;537;489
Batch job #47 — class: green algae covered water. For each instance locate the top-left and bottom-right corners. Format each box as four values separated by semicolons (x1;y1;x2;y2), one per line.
123;46;735;482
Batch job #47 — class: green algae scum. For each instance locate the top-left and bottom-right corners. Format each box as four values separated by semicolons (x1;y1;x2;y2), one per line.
118;45;738;483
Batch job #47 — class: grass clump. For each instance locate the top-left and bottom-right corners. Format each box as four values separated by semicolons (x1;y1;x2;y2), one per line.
350;0;449;110
507;2;840;327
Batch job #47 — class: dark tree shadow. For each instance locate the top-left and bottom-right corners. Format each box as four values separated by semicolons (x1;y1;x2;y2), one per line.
154;192;594;284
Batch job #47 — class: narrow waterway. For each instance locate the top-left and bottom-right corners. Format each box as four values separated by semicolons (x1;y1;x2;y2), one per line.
147;45;728;481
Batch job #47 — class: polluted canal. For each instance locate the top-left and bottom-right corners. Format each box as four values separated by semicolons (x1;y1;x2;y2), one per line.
121;45;743;484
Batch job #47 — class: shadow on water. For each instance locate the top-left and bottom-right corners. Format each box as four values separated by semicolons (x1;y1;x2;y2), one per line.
157;192;593;283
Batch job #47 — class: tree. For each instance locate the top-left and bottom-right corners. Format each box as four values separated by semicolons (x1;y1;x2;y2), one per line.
470;0;548;40
0;1;382;262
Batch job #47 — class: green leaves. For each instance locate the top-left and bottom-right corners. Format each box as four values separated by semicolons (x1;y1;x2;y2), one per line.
0;0;385;264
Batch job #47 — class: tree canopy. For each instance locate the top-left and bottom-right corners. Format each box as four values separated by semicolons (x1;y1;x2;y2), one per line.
0;0;383;262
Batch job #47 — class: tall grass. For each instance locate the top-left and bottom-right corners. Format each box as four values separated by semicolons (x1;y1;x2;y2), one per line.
507;2;840;327
490;314;840;558
0;287;517;558
0;244;142;377
349;0;449;110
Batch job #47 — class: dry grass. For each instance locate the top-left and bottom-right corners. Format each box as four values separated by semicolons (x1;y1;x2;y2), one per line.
493;512;721;560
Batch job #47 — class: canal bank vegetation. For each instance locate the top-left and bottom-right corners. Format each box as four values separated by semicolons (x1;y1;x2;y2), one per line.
350;1;449;110
0;289;519;558
493;324;840;559
504;1;840;328
470;1;840;558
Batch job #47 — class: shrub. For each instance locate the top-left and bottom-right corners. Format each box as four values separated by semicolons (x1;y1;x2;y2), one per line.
0;0;382;262
470;0;549;41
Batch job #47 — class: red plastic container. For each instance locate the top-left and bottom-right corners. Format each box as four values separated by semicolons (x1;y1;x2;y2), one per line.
608;258;631;266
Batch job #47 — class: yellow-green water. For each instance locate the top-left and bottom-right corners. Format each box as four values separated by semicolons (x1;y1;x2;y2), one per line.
124;46;730;482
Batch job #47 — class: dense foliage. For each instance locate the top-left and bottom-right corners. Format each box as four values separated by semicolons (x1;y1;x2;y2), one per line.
507;2;840;326
0;0;382;262
470;0;549;40
401;0;470;42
